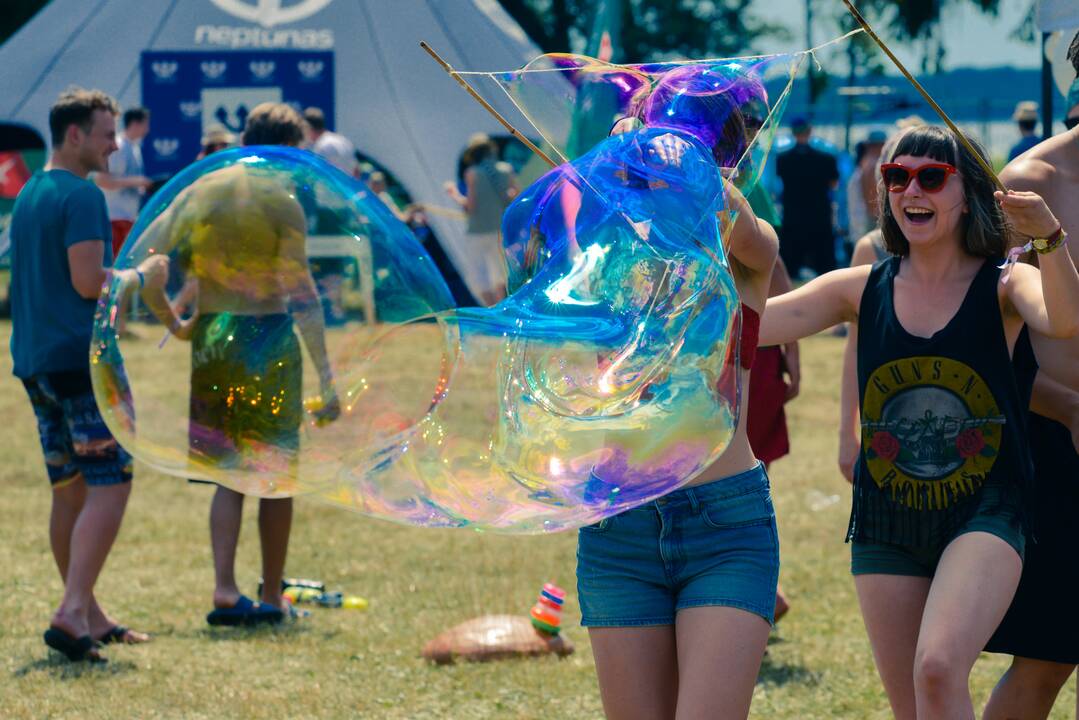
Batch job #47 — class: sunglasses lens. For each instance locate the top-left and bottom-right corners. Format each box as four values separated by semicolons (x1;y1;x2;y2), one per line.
883;167;910;191
918;167;948;191
1066;117;1079;131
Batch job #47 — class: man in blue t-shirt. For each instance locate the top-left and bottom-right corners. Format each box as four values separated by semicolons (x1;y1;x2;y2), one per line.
9;88;167;662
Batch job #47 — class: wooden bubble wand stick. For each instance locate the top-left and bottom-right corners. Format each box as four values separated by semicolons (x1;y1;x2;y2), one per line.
420;41;557;168
841;0;1007;193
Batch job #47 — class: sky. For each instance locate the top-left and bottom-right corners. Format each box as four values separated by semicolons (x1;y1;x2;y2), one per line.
752;0;1042;71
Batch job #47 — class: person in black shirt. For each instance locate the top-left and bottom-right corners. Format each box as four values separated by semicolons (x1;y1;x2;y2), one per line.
775;117;839;277
760;125;1079;719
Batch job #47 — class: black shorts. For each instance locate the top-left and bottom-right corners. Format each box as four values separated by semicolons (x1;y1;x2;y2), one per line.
985;414;1079;664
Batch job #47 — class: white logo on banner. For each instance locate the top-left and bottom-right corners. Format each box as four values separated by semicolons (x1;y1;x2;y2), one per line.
151;61;178;80
200;61;228;80
179;101;202;119
209;0;333;28
201;87;282;136
297;60;324;79
249;60;276;79
153;138;180;158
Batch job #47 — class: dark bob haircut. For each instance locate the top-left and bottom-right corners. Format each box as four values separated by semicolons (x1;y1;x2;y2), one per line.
879;125;1007;259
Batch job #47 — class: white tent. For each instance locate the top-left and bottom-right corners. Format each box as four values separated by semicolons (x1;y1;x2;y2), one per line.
0;0;543;300
1038;0;1079;33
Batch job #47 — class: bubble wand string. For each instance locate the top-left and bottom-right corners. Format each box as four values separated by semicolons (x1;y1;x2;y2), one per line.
420;41;558;169
840;0;1006;193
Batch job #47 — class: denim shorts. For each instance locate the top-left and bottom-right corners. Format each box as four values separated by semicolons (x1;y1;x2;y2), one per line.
576;462;780;627
22;371;133;487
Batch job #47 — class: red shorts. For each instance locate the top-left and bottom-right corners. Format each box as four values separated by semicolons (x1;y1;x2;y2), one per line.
111;219;134;257
746;345;790;466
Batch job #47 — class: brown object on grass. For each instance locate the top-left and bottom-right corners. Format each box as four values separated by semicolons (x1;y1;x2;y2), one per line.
422;615;575;665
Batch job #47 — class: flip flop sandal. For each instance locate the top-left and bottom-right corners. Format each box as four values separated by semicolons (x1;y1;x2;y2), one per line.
97;625;150;645
206;595;261;627
44;627;106;663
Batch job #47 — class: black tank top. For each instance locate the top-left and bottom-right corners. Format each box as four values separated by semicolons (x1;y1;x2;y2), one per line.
849;257;1036;547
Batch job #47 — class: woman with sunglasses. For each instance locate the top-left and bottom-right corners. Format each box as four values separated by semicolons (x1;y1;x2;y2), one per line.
760;124;1079;719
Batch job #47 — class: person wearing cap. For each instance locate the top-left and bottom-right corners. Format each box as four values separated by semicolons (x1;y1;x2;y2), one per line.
1008;101;1040;162
775;116;839;278
195;123;236;161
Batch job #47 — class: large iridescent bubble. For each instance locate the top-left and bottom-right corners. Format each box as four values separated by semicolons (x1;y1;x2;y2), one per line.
91;146;455;497
93;54;796;532
318;125;741;531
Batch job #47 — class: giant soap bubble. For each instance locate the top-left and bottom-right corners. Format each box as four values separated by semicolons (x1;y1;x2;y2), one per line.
94;53;795;532
91;146;455;497
318;125;742;531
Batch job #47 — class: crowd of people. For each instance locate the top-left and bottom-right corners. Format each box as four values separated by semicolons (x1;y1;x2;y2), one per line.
6;29;1079;720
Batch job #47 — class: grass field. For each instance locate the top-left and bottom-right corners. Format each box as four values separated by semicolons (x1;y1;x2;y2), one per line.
1;320;1075;719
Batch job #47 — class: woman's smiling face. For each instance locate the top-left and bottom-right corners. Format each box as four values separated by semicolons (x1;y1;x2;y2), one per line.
887;154;967;248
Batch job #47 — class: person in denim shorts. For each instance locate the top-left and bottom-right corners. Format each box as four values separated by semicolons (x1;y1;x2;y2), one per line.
576;90;781;720
10;88;167;662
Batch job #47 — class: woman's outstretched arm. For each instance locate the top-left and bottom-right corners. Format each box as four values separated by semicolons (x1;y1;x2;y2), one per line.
759;265;870;347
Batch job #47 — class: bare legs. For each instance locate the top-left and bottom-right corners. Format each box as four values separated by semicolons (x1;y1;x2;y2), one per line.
210;485;292;609
982;657;1075;720
856;532;1022;720
257;497;292;608
590;626;678;720
210;486;244;608
588;606;769;720
49;480;131;641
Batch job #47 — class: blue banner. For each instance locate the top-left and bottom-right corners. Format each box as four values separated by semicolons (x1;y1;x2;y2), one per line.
141;50;334;177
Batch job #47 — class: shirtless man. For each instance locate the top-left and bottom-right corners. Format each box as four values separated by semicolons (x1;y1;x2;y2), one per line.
983;30;1079;720
142;103;339;624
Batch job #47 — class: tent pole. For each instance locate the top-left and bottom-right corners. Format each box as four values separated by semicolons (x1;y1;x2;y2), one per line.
420;41;557;168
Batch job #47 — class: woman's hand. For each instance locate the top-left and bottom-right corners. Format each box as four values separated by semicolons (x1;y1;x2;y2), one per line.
995;190;1061;239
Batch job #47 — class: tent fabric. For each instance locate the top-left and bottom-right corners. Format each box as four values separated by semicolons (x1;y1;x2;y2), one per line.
0;0;543;299
1038;0;1079;33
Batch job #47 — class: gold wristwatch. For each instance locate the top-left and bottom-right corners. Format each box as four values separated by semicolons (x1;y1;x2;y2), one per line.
1032;227;1067;254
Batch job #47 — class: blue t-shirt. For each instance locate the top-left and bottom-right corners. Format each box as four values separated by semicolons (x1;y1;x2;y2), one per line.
1008;135;1040;162
9;169;113;379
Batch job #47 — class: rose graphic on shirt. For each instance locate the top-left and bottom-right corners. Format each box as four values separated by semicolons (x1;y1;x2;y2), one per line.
869;431;900;462
861;356;1003;511
955;428;987;459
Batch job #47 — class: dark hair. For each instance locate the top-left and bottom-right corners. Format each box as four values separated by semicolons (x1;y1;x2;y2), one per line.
122;106;149;128
1018;118;1037;133
879;125;1007;259
48;87;119;146
637;85;747;168
1069;30;1079;76
303;106;326;132
243;103;305;146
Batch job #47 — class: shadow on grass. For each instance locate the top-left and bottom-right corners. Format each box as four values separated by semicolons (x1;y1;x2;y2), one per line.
187;623;342;643
756;654;821;688
13;655;138;679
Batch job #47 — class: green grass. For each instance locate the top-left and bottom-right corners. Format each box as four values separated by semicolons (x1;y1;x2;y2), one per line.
1;320;1075;718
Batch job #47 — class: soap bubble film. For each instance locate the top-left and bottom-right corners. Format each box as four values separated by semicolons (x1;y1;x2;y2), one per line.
91;146;455;498
93;50;804;532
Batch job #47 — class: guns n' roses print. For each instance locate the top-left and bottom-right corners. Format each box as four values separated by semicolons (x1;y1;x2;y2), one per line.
861;356;1002;510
